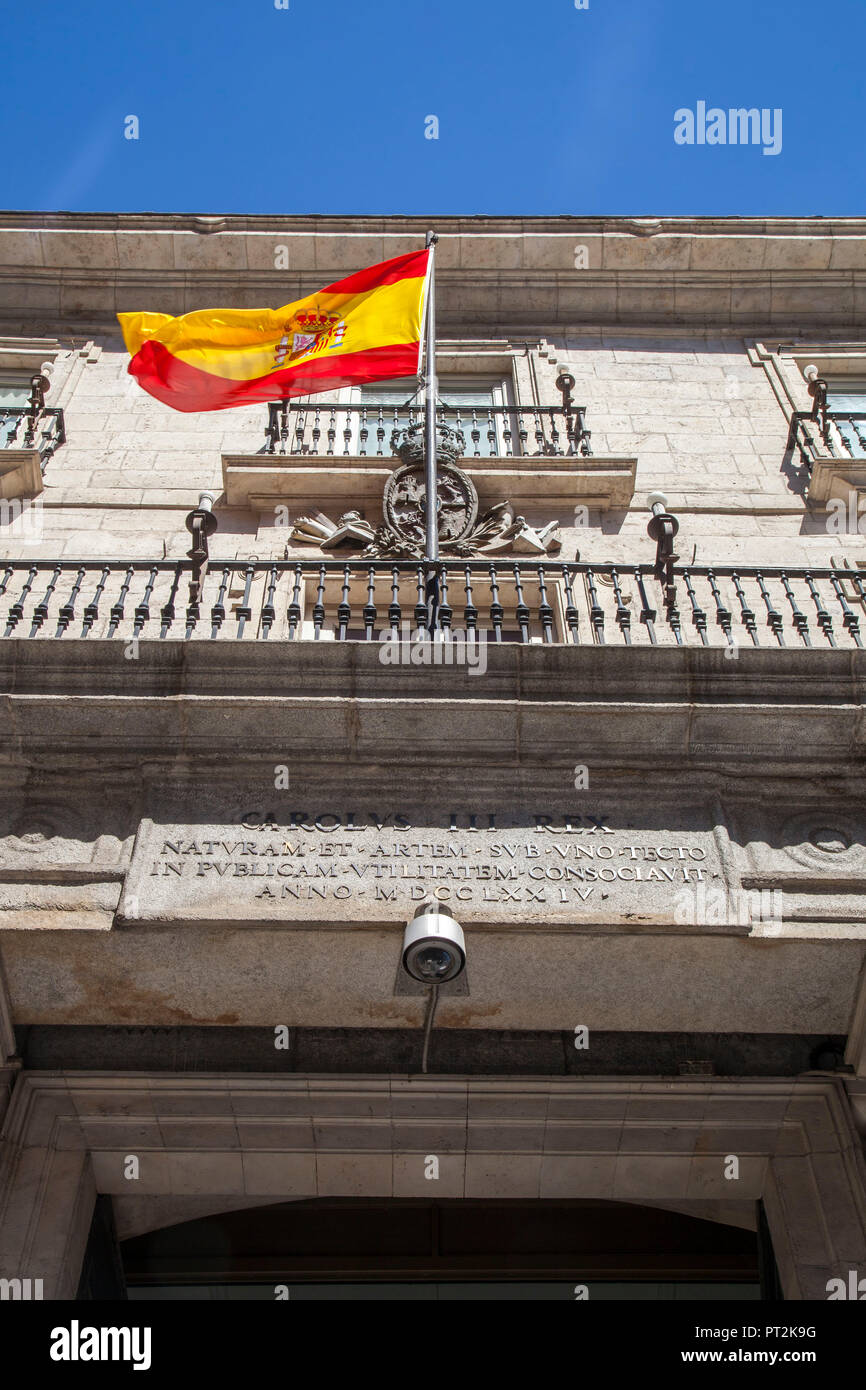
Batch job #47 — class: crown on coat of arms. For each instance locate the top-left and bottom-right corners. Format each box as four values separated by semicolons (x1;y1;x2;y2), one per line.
294;310;340;333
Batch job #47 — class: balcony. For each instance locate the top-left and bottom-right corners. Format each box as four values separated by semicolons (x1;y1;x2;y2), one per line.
1;557;863;777
0;378;66;502
791;406;866;464
0;558;863;649
264;401;593;459
788;379;866;505
225;402;636;513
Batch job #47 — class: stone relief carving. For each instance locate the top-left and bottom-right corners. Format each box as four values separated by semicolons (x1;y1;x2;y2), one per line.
286;423;562;560
778;813;865;873
384;458;478;549
288;497;562;560
0;801;134;930
0;802;133;870
289;510;377;549
726;808;866;878
469;504;562;556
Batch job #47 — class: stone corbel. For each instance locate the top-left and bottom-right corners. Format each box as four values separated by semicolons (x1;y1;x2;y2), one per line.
0;450;43;502
807;461;866;507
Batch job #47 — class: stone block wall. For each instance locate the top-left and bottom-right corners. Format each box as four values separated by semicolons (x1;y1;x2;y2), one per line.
1;328;858;571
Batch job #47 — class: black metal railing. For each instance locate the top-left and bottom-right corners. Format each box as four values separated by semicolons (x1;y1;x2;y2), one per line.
788;378;866;466
0;559;863;650
830;413;866;458
0;407;66;466
0;372;66;468
264;402;592;459
790;409;866;465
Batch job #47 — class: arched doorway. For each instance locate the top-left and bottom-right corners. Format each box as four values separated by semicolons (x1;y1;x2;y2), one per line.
118;1198;768;1300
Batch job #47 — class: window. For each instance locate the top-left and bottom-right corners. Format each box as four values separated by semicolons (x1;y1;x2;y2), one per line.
826;383;866;458
357;375;512;458
276;366;586;461
0;373;32;407
0;373;34;450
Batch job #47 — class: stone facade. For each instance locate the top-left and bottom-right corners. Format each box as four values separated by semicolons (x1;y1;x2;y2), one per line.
0;214;865;1300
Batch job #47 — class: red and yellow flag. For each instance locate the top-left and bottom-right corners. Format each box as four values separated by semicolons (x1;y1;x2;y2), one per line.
117;249;430;413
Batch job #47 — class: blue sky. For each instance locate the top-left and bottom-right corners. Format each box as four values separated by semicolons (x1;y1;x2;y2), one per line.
2;0;864;216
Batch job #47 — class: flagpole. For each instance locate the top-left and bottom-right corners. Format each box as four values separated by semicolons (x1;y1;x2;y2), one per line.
424;229;439;633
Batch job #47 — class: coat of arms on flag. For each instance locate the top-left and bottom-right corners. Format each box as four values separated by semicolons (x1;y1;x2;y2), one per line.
274;311;345;367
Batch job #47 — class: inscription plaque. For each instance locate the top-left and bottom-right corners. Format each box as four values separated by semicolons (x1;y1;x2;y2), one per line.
120;810;730;929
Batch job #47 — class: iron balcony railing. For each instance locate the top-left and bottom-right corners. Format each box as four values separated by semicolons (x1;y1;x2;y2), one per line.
788;378;866;466
830;413;866;458
0;559;863;649
791;410;866;464
265;402;592;459
0;406;66;467
0;370;66;469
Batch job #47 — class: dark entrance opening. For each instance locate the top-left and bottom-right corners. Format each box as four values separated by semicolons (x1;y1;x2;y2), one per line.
118;1198;770;1300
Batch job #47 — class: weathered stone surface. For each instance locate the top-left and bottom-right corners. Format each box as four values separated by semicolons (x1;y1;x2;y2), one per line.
1;642;865;770
2;1075;864;1299
0;882;120;932
119;809;727;929
1;918;863;1032
3;215;866;331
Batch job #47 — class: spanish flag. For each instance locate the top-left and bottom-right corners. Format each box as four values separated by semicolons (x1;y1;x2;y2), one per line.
117;249;430;413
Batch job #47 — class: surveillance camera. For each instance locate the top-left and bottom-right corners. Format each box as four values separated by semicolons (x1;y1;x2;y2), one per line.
402;902;466;983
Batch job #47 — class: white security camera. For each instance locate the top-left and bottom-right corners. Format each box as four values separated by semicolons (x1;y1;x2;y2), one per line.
402;902;466;982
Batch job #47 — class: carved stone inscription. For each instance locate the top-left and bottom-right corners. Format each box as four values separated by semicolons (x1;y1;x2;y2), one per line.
121;812;727;927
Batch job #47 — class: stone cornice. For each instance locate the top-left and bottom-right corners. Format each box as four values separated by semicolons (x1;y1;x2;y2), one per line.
0;642;864;775
2;212;866;236
0;214;864;333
